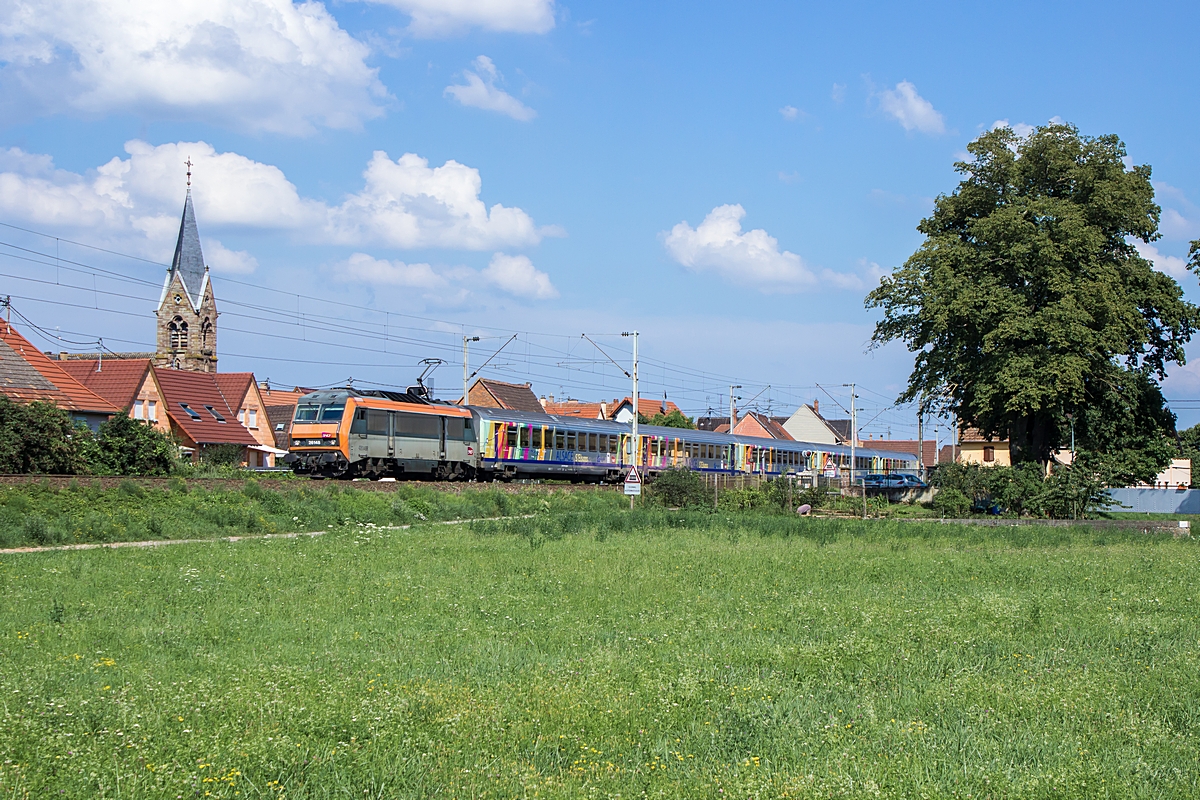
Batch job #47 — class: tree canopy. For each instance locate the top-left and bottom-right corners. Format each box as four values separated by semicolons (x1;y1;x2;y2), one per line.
867;123;1198;481
638;409;696;429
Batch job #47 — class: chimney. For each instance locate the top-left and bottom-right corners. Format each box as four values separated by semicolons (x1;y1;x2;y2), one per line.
59;352;68;361
600;401;607;419
813;399;819;416
539;396;547;409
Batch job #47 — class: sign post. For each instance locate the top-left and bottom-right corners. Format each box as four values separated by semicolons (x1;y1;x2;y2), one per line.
624;466;642;509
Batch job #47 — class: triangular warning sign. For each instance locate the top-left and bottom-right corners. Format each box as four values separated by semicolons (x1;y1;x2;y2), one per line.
624;466;642;484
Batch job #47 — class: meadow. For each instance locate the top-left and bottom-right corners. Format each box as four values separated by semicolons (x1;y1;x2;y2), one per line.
1;507;1197;798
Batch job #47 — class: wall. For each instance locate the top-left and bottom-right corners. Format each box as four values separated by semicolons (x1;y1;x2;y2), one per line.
1106;488;1200;514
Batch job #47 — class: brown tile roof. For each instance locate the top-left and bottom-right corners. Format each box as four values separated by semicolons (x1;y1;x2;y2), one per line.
266;405;295;449
153;368;259;446
959;427;1005;442
475;379;543;412
0;322;120;415
58;358;152;411
734;411;795;440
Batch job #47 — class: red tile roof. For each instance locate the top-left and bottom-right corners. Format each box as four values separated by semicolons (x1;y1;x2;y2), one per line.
863;439;937;462
260;386;312;409
214;372;254;410
0;322;120;415
472;379;544;412
153;368;259;446
734;411;794;440
542;400;607;418
58;358;152;411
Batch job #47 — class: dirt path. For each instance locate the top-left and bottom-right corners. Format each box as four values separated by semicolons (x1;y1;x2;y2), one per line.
0;515;534;555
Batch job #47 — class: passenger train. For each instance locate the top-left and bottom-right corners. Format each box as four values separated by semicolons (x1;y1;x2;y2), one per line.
287;388;917;481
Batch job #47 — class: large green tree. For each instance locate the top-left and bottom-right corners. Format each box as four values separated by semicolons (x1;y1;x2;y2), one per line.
867;123;1198;479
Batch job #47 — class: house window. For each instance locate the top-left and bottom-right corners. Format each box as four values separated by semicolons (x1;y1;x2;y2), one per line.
133;400;143;419
205;405;227;422
147;400;156;421
179;403;202;421
983;446;995;463
201;318;212;349
248;409;257;428
238;409;245;423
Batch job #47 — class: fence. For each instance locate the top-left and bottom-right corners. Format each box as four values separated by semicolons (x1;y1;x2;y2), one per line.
1106;488;1200;514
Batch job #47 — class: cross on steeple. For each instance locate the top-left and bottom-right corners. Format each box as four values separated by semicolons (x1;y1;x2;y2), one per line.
185;157;192;188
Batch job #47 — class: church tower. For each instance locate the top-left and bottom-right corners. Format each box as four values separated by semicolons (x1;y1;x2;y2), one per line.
155;162;218;373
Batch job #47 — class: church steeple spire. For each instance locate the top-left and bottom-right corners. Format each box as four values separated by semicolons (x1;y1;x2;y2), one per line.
154;161;218;373
169;172;207;309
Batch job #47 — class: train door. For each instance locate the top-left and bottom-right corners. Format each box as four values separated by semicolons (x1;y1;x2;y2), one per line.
387;411;396;457
439;417;447;461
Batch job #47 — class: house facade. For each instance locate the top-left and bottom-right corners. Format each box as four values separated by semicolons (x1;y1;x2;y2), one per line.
781;401;842;445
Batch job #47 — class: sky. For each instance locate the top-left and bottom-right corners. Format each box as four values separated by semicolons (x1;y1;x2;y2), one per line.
2;0;1199;437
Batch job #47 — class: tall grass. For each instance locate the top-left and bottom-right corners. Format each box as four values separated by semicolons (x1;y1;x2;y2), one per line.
0;514;1196;797
0;481;624;548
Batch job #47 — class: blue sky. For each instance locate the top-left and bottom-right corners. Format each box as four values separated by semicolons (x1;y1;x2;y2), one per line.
2;0;1199;436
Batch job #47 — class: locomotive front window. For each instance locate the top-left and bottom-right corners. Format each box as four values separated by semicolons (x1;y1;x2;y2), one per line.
319;404;345;422
295;404;319;422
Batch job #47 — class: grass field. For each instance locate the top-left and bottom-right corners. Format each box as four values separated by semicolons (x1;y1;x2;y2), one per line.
1;510;1197;798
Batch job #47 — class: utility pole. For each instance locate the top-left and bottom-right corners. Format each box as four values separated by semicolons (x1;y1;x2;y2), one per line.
462;335;479;403
622;331;639;509
916;396;925;477
1;295;9;323
729;385;742;432
843;383;861;518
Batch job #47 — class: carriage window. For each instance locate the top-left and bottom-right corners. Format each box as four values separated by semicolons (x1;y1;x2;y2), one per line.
532;427;543;449
564;431;575;450
367;409;388;435
505;426;517;448
588;433;598;452
555;430;565;450
598;434;608;453
610;436;618;454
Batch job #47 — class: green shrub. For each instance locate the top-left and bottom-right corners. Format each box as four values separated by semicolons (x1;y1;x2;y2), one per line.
648;468;708;507
931;488;970;518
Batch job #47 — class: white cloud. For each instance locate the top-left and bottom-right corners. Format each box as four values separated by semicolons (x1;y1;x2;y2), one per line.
482;253;557;298
370;0;555;36
444;56;536;121
831;83;846;103
876;81;945;134
1155;182;1200;241
0;141;551;255
1133;240;1189;280
337;253;447;289
780;105;799;121
0;0;386;134
206;239;259;274
328;150;545;249
991;119;1035;138
663;205;870;293
336;251;557;301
